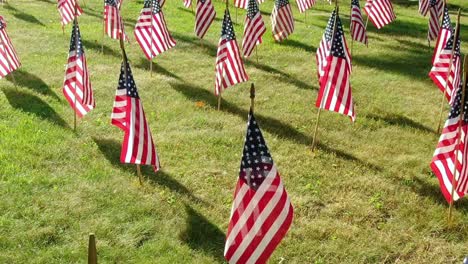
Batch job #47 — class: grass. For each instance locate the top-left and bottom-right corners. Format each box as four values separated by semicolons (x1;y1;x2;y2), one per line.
0;0;468;263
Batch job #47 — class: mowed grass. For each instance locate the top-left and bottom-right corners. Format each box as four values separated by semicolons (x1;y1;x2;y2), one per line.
1;0;468;263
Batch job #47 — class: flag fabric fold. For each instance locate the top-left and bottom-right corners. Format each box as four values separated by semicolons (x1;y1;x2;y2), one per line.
104;0;127;40
350;0;368;45
271;0;294;42
111;58;160;172
432;5;451;65
427;0;442;42
224;110;293;264
195;0;216;39
296;0;315;13
57;0;82;26
242;0;266;58
62;20;95;118
0;16;20;79
215;9;248;96
134;0;176;60
184;0;192;8
364;0;396;29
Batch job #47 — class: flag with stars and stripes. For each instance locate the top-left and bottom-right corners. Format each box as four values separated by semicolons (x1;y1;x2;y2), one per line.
429;25;461;104
111;58;160;172
184;0;192;8
224;110;293;264
350;0;368;45
316;11;355;121
134;0;176;60
0;16;20;79
427;0;442;42
419;0;429;16
364;0;396;29
234;0;248;9
432;5;451;65
104;0;127;40
195;0;216;39
271;0;294;42
296;0;315;13
242;0;266;58
62;20;95;118
431;81;468;203
215;10;248;96
316;10;351;85
57;0;82;27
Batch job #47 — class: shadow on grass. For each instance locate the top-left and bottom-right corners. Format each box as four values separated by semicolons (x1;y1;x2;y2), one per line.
6;70;60;100
82;8;137;29
33;0;55;4
169;82;382;171
279;39;316;52
4;4;45;26
133;58;182;81
364;113;436;134
176;7;224;23
92;137;206;204
179;204;225;262
2;89;69;128
82;39;121;58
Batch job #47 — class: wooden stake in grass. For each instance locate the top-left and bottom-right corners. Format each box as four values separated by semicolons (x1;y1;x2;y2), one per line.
73;3;79;132
218;0;230;111
447;55;468;224
101;1;105;54
437;9;461;134
312;4;339;152
88;233;97;264
250;83;255;112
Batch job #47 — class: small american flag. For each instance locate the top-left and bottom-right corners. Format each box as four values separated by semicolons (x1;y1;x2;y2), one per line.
111;58;160;172
224;110;293;264
134;0;176;60
195;0;216;39
432;5;451;64
296;0;315;13
427;0;441;42
0;16;20;79
364;0;396;29
271;0;294;42
57;0;82;26
419;0;429;16
429;25;461;103
431;81;468;203
350;0;368;45
183;0;192;8
62;20;95;118
234;0;248;9
104;0;127;40
242;0;266;58
215;9;248;96
316;12;355;121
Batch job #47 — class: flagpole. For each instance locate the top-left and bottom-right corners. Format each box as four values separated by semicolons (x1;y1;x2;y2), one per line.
447;55;468;224
250;83;255;112
88;233;97;264
101;1;105;53
350;4;354;57
312;2;339;152
437;9;461;134
150;6;154;77
73;3;79;132
218;0;230;111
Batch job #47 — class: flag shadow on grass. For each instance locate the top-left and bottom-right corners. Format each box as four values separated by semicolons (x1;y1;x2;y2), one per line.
4;4;45;26
33;0;55;4
92;137;207;205
82;39;121;59
169;82;382;172
6;70;60;101
364;113;436;134
278;39;316;53
82;8;137;29
177;7;224;23
133;58;182;81
179;204;225;262
2;89;69;128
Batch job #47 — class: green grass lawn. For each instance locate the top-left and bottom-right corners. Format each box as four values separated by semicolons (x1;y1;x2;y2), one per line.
1;0;468;263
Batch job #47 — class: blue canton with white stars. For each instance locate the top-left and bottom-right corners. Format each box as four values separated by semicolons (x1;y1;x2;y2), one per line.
118;60;140;99
105;0;119;7
221;9;236;40
351;0;360;8
69;20;85;57
324;10;337;42
430;0;437;7
448;81;468;122
247;0;260;20
239;111;274;190
144;0;161;14
275;0;289;8
441;6;452;29
445;28;461;56
330;15;346;58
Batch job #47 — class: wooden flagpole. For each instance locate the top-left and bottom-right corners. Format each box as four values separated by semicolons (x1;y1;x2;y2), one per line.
101;1;105;53
218;0;230;111
437;9;461;134
255;46;259;64
88;233;97;264
312;3;339;152
73;3;79;132
250;83;255;112
448;55;468;224
150;8;154;77
350;4;354;57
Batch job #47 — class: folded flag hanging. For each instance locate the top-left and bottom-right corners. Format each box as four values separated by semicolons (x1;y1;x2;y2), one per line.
350;0;368;45
427;0;442;42
104;0;127;40
364;0;396;29
57;0;82;27
0;16;20;79
195;0;216;39
432;5;452;65
242;0;266;58
271;0;294;42
296;0;315;13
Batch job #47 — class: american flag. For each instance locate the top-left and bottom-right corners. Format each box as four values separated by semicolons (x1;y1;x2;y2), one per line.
104;0;127;40
431;81;468;203
184;0;192;8
316;10;351;85
134;0;176;60
195;0;216;39
296;0;315;13
350;0;368;45
242;0;266;58
224;110;293;264
271;0;294;42
215;10;248;96
419;0;429;16
0;16;20;79
111;58;160;172
427;0;441;42
364;0;396;29
432;5;451;65
316;12;355;121
429;25;461;103
234;0;248;9
62;20;95;118
57;0;82;26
